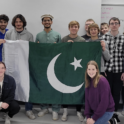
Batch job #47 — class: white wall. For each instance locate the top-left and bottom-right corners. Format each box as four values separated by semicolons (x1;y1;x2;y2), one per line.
1;0;101;39
102;0;124;4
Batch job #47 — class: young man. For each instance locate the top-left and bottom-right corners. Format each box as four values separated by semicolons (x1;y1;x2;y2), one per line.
35;14;61;121
5;14;35;120
81;19;95;40
100;22;109;36
0;62;20;124
102;17;124;122
61;21;85;122
35;14;61;43
0;14;9;61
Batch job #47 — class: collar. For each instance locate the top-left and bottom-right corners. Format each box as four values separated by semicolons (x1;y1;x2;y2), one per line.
3;74;8;83
0;29;8;35
43;29;53;33
107;31;121;37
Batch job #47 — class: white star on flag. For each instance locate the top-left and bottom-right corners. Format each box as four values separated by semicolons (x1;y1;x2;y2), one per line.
70;57;83;71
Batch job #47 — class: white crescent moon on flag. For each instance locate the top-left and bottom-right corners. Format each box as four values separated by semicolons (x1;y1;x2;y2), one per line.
47;53;84;93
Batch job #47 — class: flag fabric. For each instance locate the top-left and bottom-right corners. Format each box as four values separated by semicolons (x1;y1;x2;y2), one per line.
4;40;102;104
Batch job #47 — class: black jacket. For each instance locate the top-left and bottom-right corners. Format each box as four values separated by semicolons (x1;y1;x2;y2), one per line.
1;74;16;104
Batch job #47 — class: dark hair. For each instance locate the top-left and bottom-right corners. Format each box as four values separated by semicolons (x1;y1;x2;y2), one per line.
12;14;27;27
0;62;6;69
0;14;9;22
42;17;52;22
109;17;120;25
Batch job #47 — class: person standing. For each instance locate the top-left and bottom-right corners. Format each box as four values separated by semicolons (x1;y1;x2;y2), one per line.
35;14;61;121
81;19;95;40
102;17;124;122
61;21;85;122
5;14;35;120
0;14;9;61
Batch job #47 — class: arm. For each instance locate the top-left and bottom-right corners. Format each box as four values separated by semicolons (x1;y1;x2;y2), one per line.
57;34;61;43
101;40;111;61
3;78;16;104
29;34;34;42
35;34;39;43
84;88;92;119
92;78;110;121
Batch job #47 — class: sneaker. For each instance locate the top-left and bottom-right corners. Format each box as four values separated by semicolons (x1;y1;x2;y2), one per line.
61;113;68;121
109;118;117;124
61;108;68;121
5;115;11;124
52;111;58;120
77;112;84;122
37;109;49;117
112;113;120;122
26;110;36;120
121;110;124;116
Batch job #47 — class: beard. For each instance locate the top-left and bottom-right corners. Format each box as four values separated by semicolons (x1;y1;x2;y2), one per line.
44;26;51;29
0;25;6;30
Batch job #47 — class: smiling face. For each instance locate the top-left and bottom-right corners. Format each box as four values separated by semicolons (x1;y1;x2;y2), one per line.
15;18;23;30
101;25;109;35
69;24;79;35
0;63;6;78
87;64;97;78
89;27;98;37
0;19;8;30
42;17;52;29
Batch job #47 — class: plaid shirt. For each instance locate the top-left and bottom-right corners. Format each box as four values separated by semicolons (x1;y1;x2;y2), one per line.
102;32;124;73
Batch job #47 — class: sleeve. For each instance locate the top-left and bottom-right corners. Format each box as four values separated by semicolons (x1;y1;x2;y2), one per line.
29;34;34;42
102;40;111;61
84;88;92;119
61;37;65;42
92;78;110;121
0;102;2;107
57;34;61;43
3;78;16;104
35;34;39;43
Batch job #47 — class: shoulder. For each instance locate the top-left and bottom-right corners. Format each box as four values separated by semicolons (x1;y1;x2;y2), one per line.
5;29;14;35
77;36;85;41
61;35;69;42
52;30;61;36
4;74;15;84
36;31;44;37
24;29;33;36
98;76;109;88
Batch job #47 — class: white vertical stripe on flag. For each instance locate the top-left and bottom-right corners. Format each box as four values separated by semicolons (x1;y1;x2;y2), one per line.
4;40;29;102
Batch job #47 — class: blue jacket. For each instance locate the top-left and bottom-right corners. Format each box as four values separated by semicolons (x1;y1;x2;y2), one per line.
0;29;8;61
1;74;16;104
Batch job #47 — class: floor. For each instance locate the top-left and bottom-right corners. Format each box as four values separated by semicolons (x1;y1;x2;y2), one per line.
0;106;124;124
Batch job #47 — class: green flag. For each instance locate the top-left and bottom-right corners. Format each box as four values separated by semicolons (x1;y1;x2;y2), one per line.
29;42;102;104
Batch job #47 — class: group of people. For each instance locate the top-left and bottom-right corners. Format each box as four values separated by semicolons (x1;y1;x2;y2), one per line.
0;13;124;124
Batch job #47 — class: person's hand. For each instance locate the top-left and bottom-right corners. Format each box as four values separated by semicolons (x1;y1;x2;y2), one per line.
54;42;56;43
1;103;9;109
37;41;39;43
121;73;124;81
67;40;74;42
87;118;95;124
0;39;6;45
100;40;105;51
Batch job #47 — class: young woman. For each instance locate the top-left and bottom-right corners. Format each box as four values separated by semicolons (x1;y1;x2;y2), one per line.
0;62;20;124
84;61;115;124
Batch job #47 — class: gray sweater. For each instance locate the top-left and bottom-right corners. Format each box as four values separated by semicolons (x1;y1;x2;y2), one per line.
88;38;110;72
5;28;34;42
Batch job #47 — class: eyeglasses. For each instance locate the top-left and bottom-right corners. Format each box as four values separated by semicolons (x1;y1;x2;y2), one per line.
110;22;119;26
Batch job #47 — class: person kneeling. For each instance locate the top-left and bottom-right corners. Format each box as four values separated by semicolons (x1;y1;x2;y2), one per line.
0;62;20;124
84;61;115;124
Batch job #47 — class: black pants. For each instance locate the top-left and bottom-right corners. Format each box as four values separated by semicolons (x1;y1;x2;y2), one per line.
0;100;20;118
62;105;82;112
122;86;124;106
105;71;123;111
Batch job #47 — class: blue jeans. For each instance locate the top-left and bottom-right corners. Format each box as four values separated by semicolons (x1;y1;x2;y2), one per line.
25;102;33;111
93;112;113;124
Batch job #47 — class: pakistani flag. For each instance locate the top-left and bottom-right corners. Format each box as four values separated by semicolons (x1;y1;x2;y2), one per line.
4;40;102;104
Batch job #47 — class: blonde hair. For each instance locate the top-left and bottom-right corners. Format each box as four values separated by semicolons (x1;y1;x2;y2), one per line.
88;23;100;35
68;21;80;28
85;61;101;88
